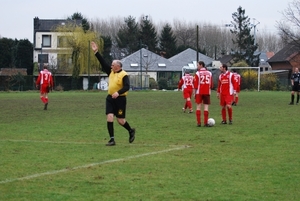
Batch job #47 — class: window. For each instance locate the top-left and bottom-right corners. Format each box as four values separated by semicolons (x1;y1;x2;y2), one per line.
42;35;51;47
57;36;70;48
158;63;166;68
57;54;72;70
38;54;48;63
130;63;139;68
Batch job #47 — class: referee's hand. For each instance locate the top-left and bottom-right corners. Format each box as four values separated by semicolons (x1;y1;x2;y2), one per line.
112;92;119;99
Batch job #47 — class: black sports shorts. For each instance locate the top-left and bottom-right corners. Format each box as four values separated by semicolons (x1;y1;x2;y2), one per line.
292;83;300;92
106;95;127;118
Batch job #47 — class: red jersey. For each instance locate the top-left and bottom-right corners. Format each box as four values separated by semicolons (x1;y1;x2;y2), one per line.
178;73;194;90
217;71;236;95
36;69;53;87
193;67;213;95
233;72;241;86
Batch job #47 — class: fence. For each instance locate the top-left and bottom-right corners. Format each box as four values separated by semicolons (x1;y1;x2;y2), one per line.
0;70;292;91
0;75;103;91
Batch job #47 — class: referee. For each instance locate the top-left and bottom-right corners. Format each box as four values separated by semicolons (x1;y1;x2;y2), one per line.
91;41;135;146
289;67;300;105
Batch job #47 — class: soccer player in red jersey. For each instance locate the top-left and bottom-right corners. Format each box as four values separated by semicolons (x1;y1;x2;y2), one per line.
178;70;194;113
36;65;54;110
217;64;237;124
193;61;213;127
231;69;241;106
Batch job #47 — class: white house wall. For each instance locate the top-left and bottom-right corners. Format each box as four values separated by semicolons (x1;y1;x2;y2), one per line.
33;32;72;64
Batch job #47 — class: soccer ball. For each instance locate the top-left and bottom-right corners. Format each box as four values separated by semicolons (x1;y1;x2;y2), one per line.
207;118;215;127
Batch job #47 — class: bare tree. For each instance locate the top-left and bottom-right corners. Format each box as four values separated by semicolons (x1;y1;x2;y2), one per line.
142;52;160;74
91;17;124;59
198;23;232;59
92;17;123;39
277;0;300;44
256;29;284;52
88;14;284;60
173;19;196;47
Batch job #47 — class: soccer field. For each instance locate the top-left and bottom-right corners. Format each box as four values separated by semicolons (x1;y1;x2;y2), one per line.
0;90;299;200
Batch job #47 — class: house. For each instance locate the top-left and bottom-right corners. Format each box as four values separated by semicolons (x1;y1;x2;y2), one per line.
218;55;234;67
0;68;28;91
121;48;173;83
218;51;273;70
169;48;213;70
33;17;82;73
260;51;274;72
267;41;300;74
121;48;214;88
32;18;216;89
0;68;27;76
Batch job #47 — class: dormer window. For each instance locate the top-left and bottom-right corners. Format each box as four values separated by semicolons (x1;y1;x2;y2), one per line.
130;63;139;68
158;63;166;68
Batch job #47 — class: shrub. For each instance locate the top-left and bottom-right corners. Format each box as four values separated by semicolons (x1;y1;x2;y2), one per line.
55;84;64;91
149;77;158;89
260;73;279;90
241;70;258;90
158;78;168;89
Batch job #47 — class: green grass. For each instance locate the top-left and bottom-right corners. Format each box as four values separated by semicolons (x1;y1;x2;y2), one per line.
0;90;299;201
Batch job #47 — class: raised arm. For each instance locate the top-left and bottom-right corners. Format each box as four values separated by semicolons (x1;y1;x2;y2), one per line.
91;41;111;75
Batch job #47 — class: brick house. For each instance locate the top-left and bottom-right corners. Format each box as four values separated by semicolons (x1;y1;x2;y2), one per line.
267;41;300;74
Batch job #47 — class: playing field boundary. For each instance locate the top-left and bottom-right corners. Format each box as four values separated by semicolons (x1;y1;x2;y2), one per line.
0;144;190;184
0;139;186;147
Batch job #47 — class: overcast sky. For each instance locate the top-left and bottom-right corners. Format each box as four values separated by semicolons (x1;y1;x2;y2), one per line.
0;0;290;43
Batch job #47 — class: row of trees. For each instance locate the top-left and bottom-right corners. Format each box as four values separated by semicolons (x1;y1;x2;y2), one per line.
0;38;33;74
56;6;281;79
57;6;281;73
1;1;300;78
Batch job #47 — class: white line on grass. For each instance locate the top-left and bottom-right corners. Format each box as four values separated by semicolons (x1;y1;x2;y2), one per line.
0;139;182;147
1;139;102;145
0;145;190;185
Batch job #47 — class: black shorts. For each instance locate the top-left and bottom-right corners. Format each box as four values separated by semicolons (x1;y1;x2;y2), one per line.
292;83;300;92
106;95;127;118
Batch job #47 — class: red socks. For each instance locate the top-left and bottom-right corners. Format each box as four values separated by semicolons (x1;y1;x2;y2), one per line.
204;111;209;125
40;97;48;104
227;107;232;121
196;110;201;125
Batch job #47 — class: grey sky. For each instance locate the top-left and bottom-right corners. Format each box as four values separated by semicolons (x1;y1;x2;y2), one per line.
0;0;290;43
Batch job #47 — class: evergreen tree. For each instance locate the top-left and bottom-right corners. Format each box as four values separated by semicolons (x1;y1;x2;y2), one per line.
68;12;90;31
15;39;33;75
159;23;177;58
101;35;113;64
116;16;140;56
140;16;158;53
230;6;260;66
0;38;15;68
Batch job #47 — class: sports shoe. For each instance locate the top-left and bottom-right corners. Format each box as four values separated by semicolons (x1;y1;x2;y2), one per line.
289;102;294;105
44;103;48;110
232;101;235;106
204;124;210;127
188;110;193;113
221;121;227;124
182;108;186;113
197;124;201;127
129;128;135;143
229;120;233;125
106;140;116;146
